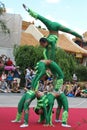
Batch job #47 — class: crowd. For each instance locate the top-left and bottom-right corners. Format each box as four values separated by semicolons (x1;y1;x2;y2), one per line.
24;69;87;99
0;54;87;98
62;81;87;98
24;67;87;98
1;4;86;128
0;54;21;93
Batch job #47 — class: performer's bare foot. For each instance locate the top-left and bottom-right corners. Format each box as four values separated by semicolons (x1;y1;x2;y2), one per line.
22;4;29;12
22;4;38;19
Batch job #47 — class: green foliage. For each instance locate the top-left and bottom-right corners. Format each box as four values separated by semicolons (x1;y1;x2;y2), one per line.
14;45;87;82
13;45;44;87
0;20;10;33
0;1;5;15
75;65;87;81
14;45;43;70
55;48;77;81
0;2;10;34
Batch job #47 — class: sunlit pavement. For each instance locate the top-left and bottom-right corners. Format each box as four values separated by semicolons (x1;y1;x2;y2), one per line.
0;92;87;108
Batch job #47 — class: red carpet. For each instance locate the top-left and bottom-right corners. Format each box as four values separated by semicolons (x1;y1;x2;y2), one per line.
0;107;87;130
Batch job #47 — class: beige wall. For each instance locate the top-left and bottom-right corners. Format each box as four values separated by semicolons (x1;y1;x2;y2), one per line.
0;13;22;48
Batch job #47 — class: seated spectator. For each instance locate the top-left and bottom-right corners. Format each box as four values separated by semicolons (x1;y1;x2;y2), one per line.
61;82;68;95
25;67;31;86
38;81;44;92
25;67;31;77
80;83;87;98
73;83;81;97
11;79;20;93
24;69;35;92
30;69;35;79
44;77;53;92
6;57;13;66
66;86;74;97
4;57;15;71
1;71;7;80
13;66;21;88
1;54;7;65
24;78;32;92
64;82;73;96
66;83;81;97
0;79;10;93
6;70;14;89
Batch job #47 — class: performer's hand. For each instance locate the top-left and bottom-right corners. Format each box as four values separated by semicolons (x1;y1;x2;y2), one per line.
22;4;29;12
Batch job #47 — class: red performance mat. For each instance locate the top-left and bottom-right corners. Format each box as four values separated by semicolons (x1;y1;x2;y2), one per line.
0;107;87;130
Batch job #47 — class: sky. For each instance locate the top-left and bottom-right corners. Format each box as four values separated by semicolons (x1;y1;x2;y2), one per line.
1;0;87;38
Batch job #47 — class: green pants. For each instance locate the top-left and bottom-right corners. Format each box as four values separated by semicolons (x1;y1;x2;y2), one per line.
31;61;46;91
28;9;82;39
35;93;55;125
31;61;64;91
56;93;69;124
16;90;36;124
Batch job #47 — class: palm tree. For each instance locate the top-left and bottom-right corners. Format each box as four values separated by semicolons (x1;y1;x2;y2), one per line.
0;1;10;33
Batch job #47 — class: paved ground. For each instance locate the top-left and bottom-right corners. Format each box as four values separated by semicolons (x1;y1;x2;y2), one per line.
0;92;87;108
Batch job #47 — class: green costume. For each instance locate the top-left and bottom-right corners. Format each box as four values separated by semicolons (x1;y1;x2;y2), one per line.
43;35;58;61
31;60;64;91
27;7;82;39
23;5;82;92
35;93;55;125
82;89;87;93
56;92;69;125
26;7;82;61
12;90;36;127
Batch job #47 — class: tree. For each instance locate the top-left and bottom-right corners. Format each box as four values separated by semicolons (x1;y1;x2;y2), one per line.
13;45;44;87
14;45;78;82
55;48;77;81
13;45;43;70
75;65;87;81
0;1;6;15
0;1;10;33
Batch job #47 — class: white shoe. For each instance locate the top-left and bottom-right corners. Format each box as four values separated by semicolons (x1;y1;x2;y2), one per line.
11;119;21;123
20;124;28;128
62;124;71;127
55;119;62;123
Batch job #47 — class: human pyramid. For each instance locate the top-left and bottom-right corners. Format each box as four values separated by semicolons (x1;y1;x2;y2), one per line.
11;4;82;128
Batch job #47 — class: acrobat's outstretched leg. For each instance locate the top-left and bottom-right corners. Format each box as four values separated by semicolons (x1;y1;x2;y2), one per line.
23;4;82;39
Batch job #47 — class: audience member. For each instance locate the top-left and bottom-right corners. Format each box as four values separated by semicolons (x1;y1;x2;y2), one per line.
6;70;14;89
0;57;4;68
71;83;81;97
80;83;87;98
1;54;7;65
0;79;10;93
11;79;20;93
6;57;13;66
24;78;32;92
13;66;21;88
